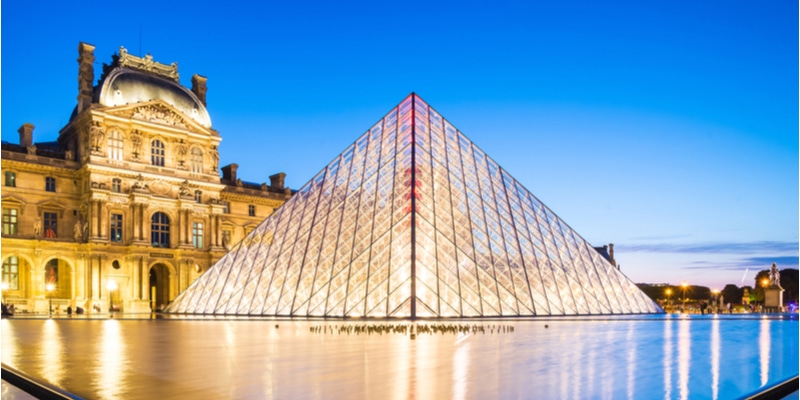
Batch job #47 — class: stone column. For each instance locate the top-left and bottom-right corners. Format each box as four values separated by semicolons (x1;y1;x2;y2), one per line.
74;254;86;302
98;200;108;239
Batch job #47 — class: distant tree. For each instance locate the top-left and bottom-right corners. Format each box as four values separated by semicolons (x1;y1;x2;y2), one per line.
694;286;711;301
780;269;798;303
636;284;666;303
720;284;740;305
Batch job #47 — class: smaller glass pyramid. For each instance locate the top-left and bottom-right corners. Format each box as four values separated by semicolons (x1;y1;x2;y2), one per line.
166;94;663;318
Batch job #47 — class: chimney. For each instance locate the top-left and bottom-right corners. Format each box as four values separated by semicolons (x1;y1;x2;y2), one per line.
77;42;96;114
608;243;616;269
192;74;208;106
221;164;238;182
18;123;34;147
269;173;286;190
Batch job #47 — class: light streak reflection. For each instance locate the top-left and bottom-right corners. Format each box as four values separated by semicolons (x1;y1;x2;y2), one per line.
626;322;636;400
40;319;64;388
452;334;470;400
678;318;691;400
663;317;673;400
711;317;720;400
97;319;125;399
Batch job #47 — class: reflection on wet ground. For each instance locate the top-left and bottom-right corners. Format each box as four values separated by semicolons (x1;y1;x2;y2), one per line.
1;314;797;399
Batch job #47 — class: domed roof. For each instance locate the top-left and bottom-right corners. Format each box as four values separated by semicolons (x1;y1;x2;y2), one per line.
96;67;212;128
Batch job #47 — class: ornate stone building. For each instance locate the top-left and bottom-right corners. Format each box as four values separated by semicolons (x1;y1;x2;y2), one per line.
1;43;291;313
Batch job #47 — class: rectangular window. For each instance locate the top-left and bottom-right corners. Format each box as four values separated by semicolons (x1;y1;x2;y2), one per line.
108;130;123;161
2;256;19;290
2;208;18;235
112;179;122;193
110;214;123;243
45;177;56;192
5;172;16;187
223;202;230;214
248;204;255;217
151;140;165;167
194;190;202;203
44;212;58;238
192;222;204;249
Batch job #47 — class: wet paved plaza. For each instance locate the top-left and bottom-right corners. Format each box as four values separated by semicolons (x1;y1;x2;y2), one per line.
1;314;797;399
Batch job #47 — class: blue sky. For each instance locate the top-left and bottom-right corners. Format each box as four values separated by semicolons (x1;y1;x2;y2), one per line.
2;0;797;291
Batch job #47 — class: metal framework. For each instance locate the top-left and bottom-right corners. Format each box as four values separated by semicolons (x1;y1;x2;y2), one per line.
166;94;662;318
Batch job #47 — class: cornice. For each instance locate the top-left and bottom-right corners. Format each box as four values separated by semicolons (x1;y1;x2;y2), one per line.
220;191;286;207
1;153;81;173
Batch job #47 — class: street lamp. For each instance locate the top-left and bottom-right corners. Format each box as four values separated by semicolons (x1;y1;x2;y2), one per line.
681;281;688;313
712;289;720;314
46;283;55;317
665;288;672;313
107;280;118;314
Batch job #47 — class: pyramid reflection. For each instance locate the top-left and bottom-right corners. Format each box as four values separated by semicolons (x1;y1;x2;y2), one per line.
166;94;663;318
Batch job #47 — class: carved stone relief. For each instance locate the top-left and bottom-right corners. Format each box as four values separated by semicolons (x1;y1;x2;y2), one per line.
132;105;187;128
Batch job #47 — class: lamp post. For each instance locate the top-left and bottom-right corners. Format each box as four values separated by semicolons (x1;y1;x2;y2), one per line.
712;289;720;314
665;288;672;313
46;283;55;317
761;278;769;313
107;280;118;315
681;281;688;313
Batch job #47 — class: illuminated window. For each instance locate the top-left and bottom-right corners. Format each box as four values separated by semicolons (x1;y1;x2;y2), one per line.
5;172;16;187
108;129;123;160
110;214;123;243
2;208;18;235
2;256;19;290
151;139;165;167
190;147;203;173
112;179;122;193
45;177;56;192
44;212;58;238
194;190;202;203
192;222;204;249
45;259;58;285
248;204;255;217
151;212;170;248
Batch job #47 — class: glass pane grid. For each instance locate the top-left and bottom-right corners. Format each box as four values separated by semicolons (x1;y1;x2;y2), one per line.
169;94;661;318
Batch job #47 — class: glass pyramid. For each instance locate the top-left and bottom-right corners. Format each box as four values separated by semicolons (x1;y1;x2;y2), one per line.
166;94;663;318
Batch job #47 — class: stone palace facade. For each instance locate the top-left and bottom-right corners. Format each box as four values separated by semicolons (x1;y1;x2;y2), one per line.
1;43;291;313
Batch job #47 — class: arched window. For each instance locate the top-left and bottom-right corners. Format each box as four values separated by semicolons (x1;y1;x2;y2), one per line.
151;140;165;167
190;147;203;173
3;256;19;290
151;212;170;248
107;129;123;160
